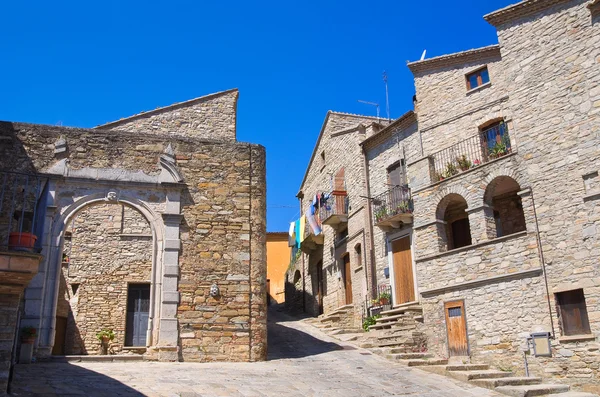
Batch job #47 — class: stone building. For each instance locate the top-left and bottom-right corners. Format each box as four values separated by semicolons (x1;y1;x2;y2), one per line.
287;111;390;324
360;0;600;392
0;88;267;391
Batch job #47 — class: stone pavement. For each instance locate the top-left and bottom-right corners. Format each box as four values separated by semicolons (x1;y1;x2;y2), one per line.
10;309;502;396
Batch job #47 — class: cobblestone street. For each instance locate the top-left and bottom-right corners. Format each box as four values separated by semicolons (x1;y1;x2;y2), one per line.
11;309;501;396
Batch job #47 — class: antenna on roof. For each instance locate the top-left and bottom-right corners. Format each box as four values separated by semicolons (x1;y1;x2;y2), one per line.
383;71;390;121
420;49;427;60
357;100;380;122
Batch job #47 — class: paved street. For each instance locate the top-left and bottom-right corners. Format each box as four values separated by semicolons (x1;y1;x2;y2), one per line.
11;309;501;396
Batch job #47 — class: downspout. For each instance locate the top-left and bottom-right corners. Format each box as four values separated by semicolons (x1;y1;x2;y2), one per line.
527;186;556;338
298;194;306;313
361;144;377;299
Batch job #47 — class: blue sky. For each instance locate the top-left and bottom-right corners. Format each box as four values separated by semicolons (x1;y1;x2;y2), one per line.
1;0;513;232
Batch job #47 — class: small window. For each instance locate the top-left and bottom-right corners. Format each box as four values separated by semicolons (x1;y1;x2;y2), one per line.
387;161;406;187
320;151;325;164
448;307;462;317
556;289;591;336
355;244;362;268
466;67;490;90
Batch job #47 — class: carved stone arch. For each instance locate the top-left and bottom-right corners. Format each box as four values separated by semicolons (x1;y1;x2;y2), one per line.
481;168;527;205
433;185;476;220
477;115;506;131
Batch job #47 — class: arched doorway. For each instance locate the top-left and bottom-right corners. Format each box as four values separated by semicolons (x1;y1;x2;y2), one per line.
437;194;472;251
484;176;526;238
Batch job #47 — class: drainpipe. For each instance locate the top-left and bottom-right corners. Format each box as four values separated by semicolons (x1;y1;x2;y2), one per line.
361;145;377;299
526;186;556;338
297;192;306;313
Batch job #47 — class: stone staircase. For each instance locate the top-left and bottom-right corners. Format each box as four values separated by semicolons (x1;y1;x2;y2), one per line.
419;362;599;397
303;304;361;334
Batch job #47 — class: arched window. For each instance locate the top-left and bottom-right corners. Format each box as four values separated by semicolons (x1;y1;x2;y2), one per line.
437;194;472;250
484;176;526;238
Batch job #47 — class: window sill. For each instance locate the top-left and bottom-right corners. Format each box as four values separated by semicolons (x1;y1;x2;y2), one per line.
466;81;492;95
559;334;596;343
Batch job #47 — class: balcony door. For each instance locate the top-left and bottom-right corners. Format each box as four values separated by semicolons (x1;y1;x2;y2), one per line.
391;236;415;305
342;254;353;305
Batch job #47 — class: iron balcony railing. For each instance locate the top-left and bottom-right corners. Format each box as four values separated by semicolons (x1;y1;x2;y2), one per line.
373;185;413;224
431;122;512;182
0;170;48;253
362;284;394;320
318;191;349;224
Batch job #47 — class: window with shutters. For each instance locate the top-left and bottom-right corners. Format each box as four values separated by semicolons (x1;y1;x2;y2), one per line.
387;161;406;187
556;289;591;336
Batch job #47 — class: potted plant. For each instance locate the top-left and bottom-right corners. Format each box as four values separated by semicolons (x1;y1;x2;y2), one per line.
456;155;472;171
21;326;36;344
8;232;37;252
378;292;391;305
472;159;481;168
96;329;115;355
442;162;459;178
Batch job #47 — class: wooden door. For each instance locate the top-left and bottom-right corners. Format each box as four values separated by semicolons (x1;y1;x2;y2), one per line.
444;300;469;356
316;261;324;315
391;237;415;304
343;254;353;304
125;284;150;347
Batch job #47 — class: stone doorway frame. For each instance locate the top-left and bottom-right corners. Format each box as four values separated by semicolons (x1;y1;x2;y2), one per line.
22;152;185;360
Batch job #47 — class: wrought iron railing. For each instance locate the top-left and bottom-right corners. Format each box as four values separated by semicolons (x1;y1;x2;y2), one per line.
362;284;394;320
318;191;349;224
431;123;512;182
0;171;48;253
372;185;413;224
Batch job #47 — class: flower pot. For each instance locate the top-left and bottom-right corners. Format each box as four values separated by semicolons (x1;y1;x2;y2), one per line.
9;232;37;252
21;336;35;344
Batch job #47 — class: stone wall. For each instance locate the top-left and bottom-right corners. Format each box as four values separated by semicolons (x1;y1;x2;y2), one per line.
55;203;153;355
95;89;238;142
490;0;600;390
0;120;267;362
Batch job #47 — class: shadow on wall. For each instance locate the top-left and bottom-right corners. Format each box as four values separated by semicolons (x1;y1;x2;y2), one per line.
10;362;145;396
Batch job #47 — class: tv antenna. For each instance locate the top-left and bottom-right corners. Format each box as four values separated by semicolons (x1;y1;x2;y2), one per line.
357;100;380;121
383;71;390;121
420;49;427;60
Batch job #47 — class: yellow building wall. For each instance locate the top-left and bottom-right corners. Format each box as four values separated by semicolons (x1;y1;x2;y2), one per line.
266;233;291;304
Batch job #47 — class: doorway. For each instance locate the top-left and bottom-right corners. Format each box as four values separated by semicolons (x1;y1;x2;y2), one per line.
391;236;415;305
444;300;469;356
342;254;352;305
316;261;324;315
125;284;150;347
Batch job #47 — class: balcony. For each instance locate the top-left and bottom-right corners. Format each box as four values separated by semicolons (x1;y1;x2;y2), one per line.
319;191;349;228
373;185;413;230
431;123;512;182
0;170;48;253
300;225;324;254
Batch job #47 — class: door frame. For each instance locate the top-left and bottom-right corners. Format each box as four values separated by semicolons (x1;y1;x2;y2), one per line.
386;229;418;306
341;252;352;305
443;299;470;357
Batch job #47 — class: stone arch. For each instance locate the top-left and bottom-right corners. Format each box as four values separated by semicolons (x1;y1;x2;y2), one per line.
433;185;477;220
39;191;166;354
483;175;526;239
436;193;473;251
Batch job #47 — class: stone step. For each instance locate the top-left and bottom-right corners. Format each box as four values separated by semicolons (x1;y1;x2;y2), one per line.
376;312;420;324
327;328;362;335
545;393;600;397
471;377;542;389
444;364;490;371
379;304;423;317
376;340;416;348
385;352;432;360
448;369;513;382
390;324;417;331
50;355;144;362
494;384;570;397
319;315;341;323
398;358;449;367
369;322;394;330
387;347;426;354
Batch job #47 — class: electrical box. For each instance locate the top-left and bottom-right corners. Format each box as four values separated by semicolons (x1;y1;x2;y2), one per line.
529;332;552;357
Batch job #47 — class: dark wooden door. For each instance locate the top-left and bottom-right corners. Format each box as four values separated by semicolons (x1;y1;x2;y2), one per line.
126;284;150;347
451;218;472;249
392;237;415;305
343;254;353;304
316;261;324;315
445;300;469;356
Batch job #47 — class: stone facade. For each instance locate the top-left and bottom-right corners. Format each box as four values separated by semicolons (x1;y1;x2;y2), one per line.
289;112;389;324
359;0;600;392
0;88;267;365
95;89;239;142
